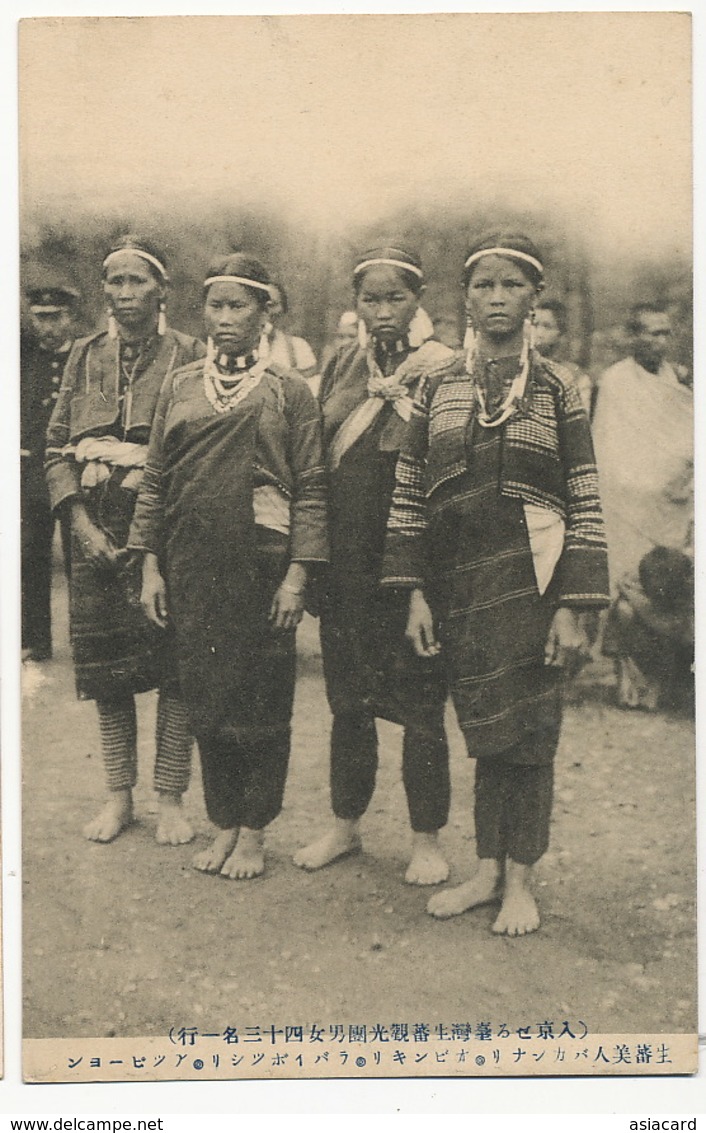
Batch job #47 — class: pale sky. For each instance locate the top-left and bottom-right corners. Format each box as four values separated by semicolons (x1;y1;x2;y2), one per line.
19;13;691;257
19;13;693;257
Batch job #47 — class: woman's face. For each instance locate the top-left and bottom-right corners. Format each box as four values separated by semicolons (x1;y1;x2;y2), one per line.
355;265;419;343
103;252;164;332
466;255;538;343
204;280;267;354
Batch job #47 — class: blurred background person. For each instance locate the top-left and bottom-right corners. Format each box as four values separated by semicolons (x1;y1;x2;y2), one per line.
593;303;693;710
318;310;358;376
533;298;594;417
21;269;81;662
264;278;318;388
592;303;693;591
45;234;205;845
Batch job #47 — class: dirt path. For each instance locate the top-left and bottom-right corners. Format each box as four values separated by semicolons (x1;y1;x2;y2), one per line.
23;575;696;1040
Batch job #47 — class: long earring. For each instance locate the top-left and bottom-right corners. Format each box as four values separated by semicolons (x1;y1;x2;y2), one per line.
157;300;167;336
206;336;217;363
107;311;118;339
357;319;368;349
524;312;536;352
258;322;271;360
463;314;476;370
408;306;435;348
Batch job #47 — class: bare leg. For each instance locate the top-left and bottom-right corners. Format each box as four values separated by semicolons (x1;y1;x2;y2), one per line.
156;791;194;845
221;827;265;880
405;831;449;886
427;858;502;919
193;827;239;873
492;859;540;936
83;788;134;843
293;816;362;870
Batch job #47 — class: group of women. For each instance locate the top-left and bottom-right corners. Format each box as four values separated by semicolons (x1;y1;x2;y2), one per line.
44;230;609;936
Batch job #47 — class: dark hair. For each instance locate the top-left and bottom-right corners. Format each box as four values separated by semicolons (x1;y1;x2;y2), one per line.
463;231;544;288
102;233;169;282
536;298;568;335
204;252;272;310
269;279;288;314
626;303;669;335
638;545;693;610
353;244;424;296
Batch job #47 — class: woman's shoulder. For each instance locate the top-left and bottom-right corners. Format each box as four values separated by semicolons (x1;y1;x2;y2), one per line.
165;328;206;357
263;363;318;405
169;356;206;394
532;352;578;391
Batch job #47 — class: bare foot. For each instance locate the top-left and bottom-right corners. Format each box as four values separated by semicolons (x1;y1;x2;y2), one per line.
405;832;449;886
427;860;501;919
83;791;133;843
293;819;362;871
155;792;194;845
193;828;239;873
492;862;540;936
221;827;265;880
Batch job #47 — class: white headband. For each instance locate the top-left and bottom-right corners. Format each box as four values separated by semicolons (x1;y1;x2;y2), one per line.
464;247;544;276
103;248;168;279
204;275;273;294
354;257;424;279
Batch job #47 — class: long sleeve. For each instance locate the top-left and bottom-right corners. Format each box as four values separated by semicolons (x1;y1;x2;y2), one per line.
127;372;174;557
555;376;610;606
285;377;329;563
381;385;432;587
44;339;84;511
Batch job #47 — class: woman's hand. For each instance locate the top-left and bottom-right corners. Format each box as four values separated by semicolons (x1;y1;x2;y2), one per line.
406;588;441;658
544;607;593;678
270;562;307;631
141;553;169;629
71;503;121;570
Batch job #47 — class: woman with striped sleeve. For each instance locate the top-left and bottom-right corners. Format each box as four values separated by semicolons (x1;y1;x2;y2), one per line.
383;233;610;934
45;235;204;845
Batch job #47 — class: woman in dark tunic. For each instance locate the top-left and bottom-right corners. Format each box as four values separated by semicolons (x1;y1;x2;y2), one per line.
45;235;204;844
384;233;610;933
294;246;454;886
129;253;328;880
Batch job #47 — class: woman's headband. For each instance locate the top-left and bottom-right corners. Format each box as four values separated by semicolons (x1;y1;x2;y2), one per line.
464;247;544;276
353;257;424;280
103;248;168;279
203;275;272;294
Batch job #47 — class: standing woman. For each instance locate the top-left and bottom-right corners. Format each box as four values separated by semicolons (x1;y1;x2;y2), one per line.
45;234;205;844
294;246;454;885
384;233;610;933
129;253;328;880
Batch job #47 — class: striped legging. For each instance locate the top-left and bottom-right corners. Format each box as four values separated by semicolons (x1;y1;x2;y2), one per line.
96;688;192;795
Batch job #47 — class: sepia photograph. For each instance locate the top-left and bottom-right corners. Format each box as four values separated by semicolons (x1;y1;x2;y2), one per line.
16;11;696;1084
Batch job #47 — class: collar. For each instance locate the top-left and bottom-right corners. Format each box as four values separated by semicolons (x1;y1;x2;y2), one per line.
215;348;260;375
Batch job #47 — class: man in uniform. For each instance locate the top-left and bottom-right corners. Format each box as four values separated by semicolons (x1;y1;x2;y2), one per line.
21;271;80;661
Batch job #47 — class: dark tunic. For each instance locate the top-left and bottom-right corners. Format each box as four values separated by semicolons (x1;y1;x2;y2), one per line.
45;328;205;700
318;340;451;727
128;360;328;829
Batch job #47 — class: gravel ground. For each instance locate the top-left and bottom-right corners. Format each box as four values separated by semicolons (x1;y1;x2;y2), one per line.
23;575;697;1041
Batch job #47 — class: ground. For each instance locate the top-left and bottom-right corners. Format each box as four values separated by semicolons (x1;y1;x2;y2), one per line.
23;571;696;1041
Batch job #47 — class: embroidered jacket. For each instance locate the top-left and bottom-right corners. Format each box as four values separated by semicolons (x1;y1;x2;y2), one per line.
127;359;328;565
45;328;205;511
383;351;610;607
